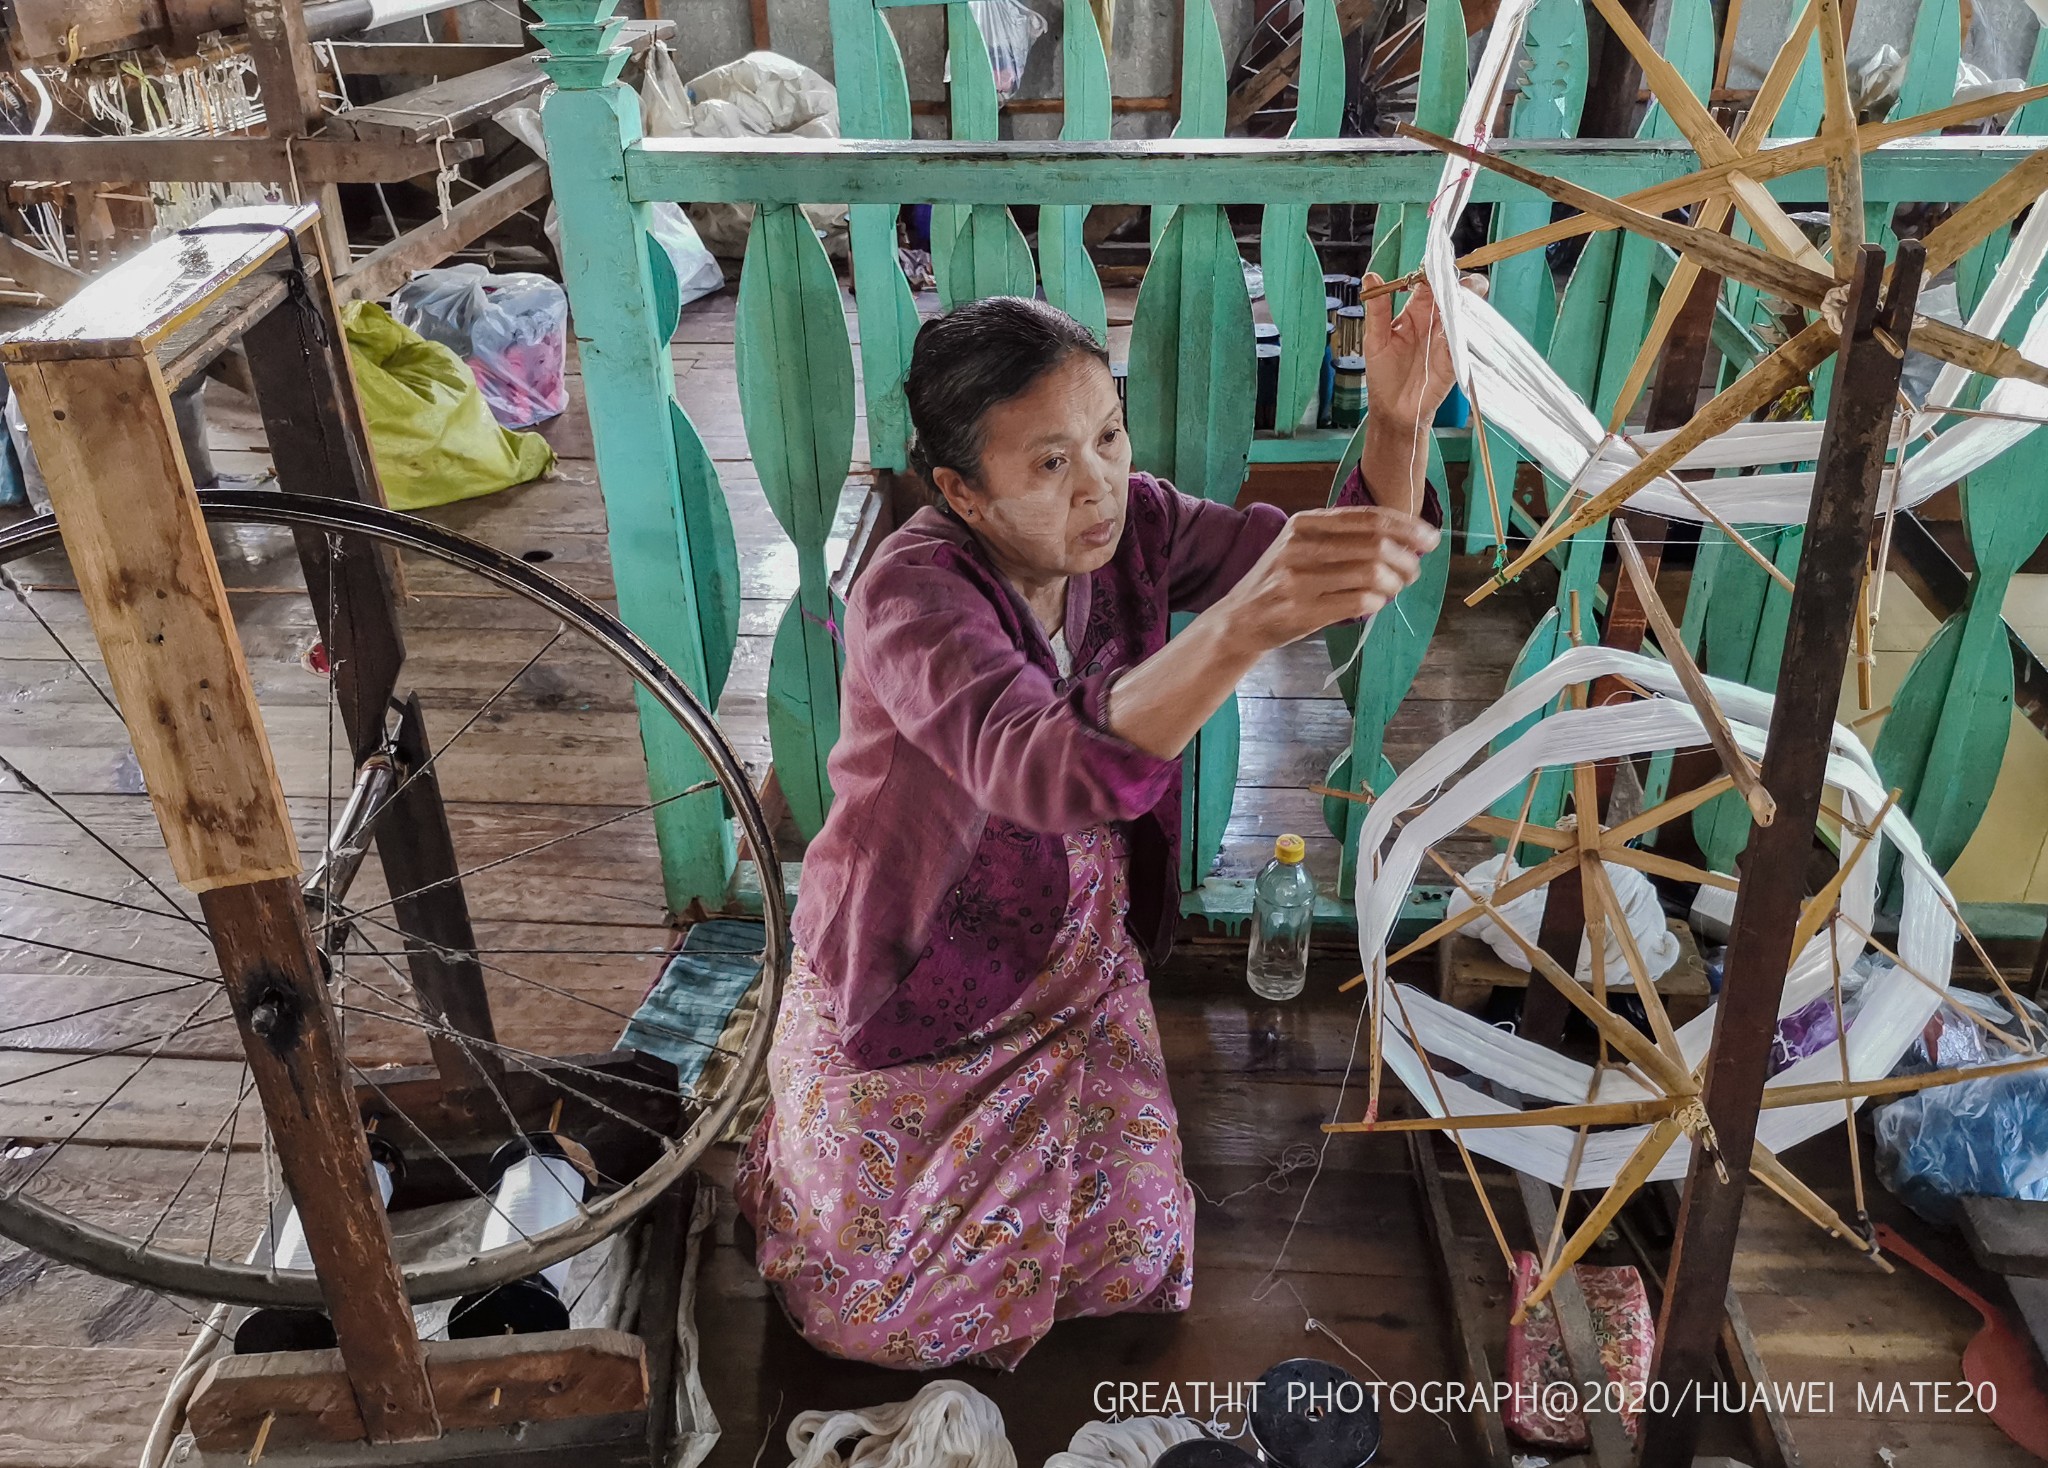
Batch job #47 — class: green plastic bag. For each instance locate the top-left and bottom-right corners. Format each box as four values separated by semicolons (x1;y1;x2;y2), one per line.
342;300;555;511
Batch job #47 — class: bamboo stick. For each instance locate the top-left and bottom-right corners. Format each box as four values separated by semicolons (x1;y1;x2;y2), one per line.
1584;856;1691;1063
1348;77;2048;304
1347;845;1584;982
1463;813;1576;849
1764;1051;2048;1109
1604;774;1738;845
1424;848;1702;1096
1468;321;1838;604
1919;146;2048;277
1604;196;1739;433
1600;843;1744;891
1813;0;1864;275
1751;1142;1894;1269
1784;788;1899;961
1837;914;2033;1056
1514;1115;1685;1322
1613;521;1777;825
1326;1097;1679;1134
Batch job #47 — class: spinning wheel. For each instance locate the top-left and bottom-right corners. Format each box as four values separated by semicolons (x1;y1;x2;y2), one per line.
0;207;785;1453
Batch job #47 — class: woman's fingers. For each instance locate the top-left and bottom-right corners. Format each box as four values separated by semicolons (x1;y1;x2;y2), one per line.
1293;505;1441;554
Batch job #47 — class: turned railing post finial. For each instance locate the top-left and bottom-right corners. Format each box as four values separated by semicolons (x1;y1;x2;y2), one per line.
529;0;632;88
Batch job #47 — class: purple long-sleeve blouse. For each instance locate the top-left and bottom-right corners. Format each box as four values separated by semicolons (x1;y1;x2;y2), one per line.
792;468;1434;1068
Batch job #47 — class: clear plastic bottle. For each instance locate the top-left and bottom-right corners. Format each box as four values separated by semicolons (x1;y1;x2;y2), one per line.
1248;834;1316;1000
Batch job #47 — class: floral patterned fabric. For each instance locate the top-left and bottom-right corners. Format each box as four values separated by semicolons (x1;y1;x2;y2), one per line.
735;826;1194;1369
1504;1250;1655;1446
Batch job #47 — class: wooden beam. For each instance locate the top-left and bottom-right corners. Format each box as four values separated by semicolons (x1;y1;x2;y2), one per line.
1410;1135;1514;1468
0;233;83;304
1516;1173;1636;1466
327;42;526;77
5;354;300;890
244;0;350;266
336;162;551;305
1226;0;1379;128
1638;243;1924;1468
0;136;483;187
624;133;2044;209
187;1329;645;1450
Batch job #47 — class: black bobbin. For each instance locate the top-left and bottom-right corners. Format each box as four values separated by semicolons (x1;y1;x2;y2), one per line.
1154;1439;1261;1468
1248;1359;1382;1468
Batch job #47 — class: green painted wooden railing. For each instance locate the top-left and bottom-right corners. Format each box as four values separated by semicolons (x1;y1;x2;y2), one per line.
536;0;2048;927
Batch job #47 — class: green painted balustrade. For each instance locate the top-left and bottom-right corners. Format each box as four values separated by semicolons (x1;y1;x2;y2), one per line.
537;0;2048;940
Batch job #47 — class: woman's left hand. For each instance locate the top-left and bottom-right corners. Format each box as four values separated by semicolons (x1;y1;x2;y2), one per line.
1359;272;1485;436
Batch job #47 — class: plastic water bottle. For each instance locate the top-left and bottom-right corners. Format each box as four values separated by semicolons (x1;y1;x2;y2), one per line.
1248;834;1316;1000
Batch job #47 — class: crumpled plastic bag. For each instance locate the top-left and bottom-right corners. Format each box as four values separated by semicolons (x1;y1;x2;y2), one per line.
495;101;725;311
645;48;848;260
392;264;570;428
951;0;1048;101
341;301;555;512
1874;984;2048;1224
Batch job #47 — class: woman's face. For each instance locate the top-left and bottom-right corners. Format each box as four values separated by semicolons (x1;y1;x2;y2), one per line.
932;353;1131;584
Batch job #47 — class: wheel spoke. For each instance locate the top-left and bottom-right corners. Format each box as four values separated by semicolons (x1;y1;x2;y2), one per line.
4;987;228;1197
327;777;720;928
0;980;211;1041
0;754;205;933
141;1065;257;1251
344;910;745;1062
204;1063;252;1266
0;929;221;984
1;566;122;720
0;1010;236;1093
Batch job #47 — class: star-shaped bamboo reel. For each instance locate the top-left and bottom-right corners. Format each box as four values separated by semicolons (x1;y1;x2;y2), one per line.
1324;527;2048;1323
1370;0;2048;607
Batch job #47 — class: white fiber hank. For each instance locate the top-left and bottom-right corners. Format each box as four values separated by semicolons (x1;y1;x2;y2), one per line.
1046;1417;1207;1468
1351;646;1956;1191
1420;3;2048;531
788;1380;1013;1468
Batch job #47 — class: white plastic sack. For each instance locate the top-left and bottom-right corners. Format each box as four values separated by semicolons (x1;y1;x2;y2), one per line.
498;102;726;312
391;264;570;428
648;49;848;260
1443;853;1681;986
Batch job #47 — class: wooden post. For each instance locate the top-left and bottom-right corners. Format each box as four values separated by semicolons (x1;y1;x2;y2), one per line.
243;0;353;268
534;0;736;910
1637;242;1923;1468
5;347;438;1441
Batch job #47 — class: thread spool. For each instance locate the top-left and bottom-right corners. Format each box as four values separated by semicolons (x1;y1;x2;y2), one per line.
1330;356;1366;430
235;1137;403;1354
1334;305;1365;359
1248;1359;1382;1468
1254;322;1282;348
1318;323;1336;429
1324;294;1341;330
1112;361;1128;411
1322;272;1360;308
448;1131;598;1339
1255;343;1283;431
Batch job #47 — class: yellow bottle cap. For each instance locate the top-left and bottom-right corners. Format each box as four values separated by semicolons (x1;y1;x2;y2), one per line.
1275;834;1306;863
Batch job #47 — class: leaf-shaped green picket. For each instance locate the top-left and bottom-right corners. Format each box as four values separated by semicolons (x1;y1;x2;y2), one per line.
1469;0;1585;552
1324;430;1449;710
1177;608;1241;891
1127;204;1256;502
1041;0;1110;340
768;592;850;839
1257;0;1342;434
668;400;740;705
1694;525;1804;869
934;2;1036;308
833;1;921;471
1875;598;2015;882
1383;0;1467;284
1153;0;1227;247
735;205;858;837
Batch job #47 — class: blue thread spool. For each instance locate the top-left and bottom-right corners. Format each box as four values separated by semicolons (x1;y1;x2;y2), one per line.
1435;383;1470;429
1318;323;1336;429
1250;1359;1382;1468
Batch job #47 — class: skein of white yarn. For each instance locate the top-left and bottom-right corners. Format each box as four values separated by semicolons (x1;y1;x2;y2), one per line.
1445;853;1680;984
783;1379;1207;1468
787;1381;1014;1468
1045;1416;1208;1468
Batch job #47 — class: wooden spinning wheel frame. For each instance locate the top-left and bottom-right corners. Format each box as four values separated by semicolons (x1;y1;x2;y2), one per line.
0;208;786;1443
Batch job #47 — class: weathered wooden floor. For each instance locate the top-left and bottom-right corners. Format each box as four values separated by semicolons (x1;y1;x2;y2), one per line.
0;286;2030;1468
